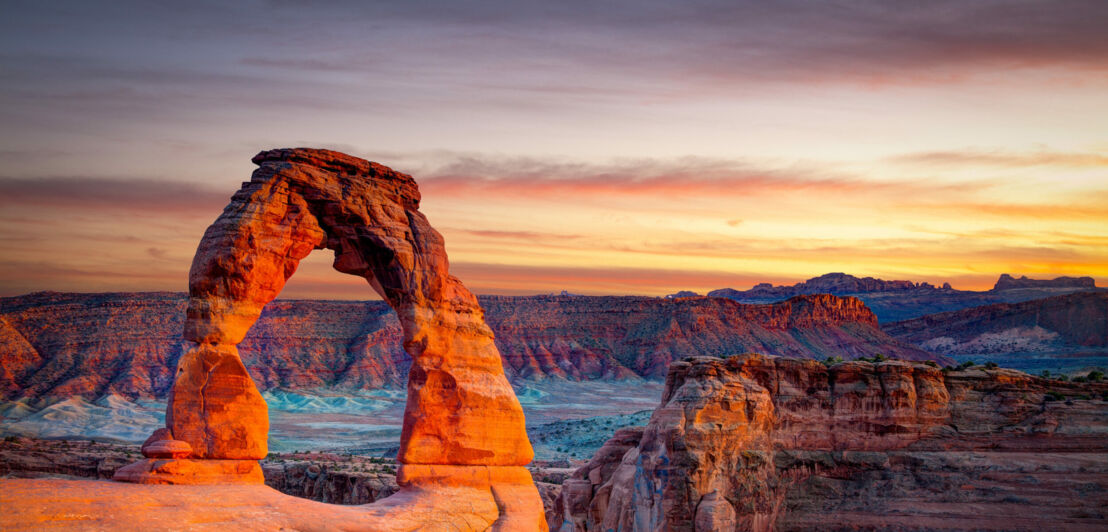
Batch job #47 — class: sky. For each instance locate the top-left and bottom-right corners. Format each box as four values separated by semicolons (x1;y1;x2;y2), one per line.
1;0;1106;299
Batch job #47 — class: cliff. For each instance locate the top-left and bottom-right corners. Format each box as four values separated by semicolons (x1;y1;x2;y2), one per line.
0;292;937;400
554;354;1108;531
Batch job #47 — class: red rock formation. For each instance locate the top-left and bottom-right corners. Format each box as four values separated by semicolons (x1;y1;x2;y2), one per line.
483;293;939;380
555;354;1108;531
110;148;543;529
0;291;942;399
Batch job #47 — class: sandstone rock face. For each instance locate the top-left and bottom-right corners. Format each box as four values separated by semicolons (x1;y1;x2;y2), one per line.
555;354;1108;531
166;344;268;459
112;458;264;485
140;440;191;459
116;148;542;528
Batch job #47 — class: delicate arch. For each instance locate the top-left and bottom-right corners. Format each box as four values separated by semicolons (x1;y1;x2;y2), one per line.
175;148;532;466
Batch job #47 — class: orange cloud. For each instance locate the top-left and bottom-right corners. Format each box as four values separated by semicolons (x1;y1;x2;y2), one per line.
889;149;1108;168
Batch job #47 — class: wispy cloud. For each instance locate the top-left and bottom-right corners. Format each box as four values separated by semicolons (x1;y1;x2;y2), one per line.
420;155;983;200
890;149;1108;168
0;176;229;213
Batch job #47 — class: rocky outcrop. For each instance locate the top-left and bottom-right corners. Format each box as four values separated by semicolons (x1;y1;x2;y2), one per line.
106;148;543;529
0;291;940;399
993;273;1096;291
555;354;1108;531
707;272;1102;322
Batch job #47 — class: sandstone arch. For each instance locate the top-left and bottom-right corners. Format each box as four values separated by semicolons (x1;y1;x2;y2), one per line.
116;148;544;529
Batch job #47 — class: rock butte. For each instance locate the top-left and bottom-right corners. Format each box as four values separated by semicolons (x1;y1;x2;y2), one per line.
554;354;1108;531
80;147;542;530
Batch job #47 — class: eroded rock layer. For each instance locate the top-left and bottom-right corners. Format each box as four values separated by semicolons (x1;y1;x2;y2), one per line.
555;354;1108;531
0;291;939;400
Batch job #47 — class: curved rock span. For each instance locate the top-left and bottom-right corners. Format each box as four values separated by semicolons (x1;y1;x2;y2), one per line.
555;354;1108;531
111;148;544;529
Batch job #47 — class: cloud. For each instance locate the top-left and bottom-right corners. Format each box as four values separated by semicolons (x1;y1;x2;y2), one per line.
419;155;983;201
0;176;230;213
890;149;1108;168
450;229;583;242
448;261;762;296
239;1;1108;89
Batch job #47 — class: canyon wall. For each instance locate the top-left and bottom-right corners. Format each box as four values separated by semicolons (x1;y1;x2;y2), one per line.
555;354;1108;531
0;292;937;400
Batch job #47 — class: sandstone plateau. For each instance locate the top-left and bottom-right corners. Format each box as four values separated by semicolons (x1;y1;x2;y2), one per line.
0;291;939;400
554;353;1108;531
4;148;545;530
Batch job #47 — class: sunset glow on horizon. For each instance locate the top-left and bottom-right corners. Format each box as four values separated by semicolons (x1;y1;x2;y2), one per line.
1;1;1106;299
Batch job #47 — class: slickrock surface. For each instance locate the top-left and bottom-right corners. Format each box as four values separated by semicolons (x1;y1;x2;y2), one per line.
554;354;1108;531
0;437;401;505
0;478;502;531
0;291;939;400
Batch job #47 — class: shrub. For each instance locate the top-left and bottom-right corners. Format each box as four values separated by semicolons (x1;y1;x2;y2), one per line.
924;361;939;368
1087;370;1104;382
984;362;999;369
1040;370;1051;378
1045;391;1065;402
822;356;843;366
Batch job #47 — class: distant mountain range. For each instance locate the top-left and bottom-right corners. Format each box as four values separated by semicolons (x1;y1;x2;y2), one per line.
0;291;935;400
688;272;1101;322
885;291;1107;374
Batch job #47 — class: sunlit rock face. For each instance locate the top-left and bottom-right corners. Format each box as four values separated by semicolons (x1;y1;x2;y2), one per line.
555;354;1108;531
112;148;543;529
